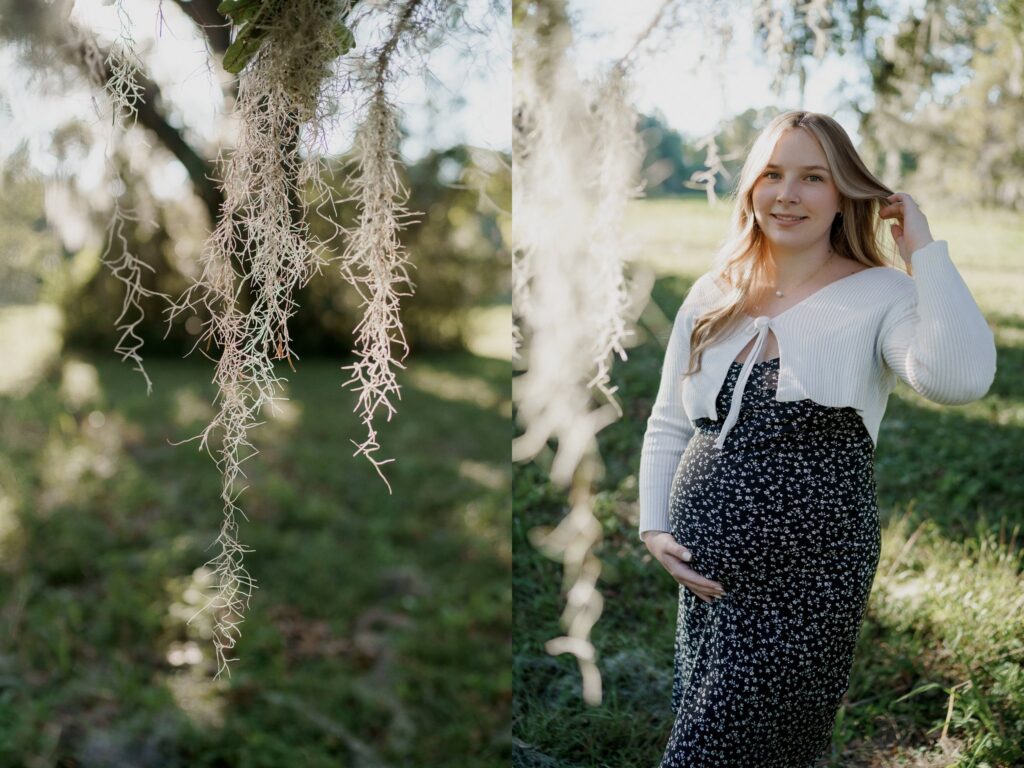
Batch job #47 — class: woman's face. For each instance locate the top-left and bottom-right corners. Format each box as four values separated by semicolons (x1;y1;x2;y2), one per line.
751;127;841;257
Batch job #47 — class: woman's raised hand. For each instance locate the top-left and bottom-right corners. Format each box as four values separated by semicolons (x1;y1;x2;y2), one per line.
879;192;935;266
642;532;726;603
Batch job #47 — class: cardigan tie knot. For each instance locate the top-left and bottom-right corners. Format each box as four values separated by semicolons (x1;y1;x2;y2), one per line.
713;316;773;451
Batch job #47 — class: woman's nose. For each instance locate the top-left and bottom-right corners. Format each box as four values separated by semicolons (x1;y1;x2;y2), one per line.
777;181;799;202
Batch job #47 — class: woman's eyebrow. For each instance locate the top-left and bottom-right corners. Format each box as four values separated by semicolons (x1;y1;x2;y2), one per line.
764;164;830;172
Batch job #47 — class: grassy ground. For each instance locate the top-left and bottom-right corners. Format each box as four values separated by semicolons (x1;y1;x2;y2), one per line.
513;198;1024;767
0;345;511;767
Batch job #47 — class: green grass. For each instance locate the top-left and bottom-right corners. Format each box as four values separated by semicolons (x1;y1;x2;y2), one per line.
513;198;1024;767
0;351;511;768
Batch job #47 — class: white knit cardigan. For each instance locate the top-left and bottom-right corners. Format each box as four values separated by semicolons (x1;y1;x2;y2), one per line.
638;240;997;539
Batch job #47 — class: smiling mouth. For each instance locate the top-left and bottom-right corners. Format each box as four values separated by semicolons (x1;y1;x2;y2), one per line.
771;214;807;222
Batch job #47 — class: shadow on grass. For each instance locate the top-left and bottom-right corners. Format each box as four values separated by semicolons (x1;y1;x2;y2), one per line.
872;337;1024;543
831;547;1024;768
0;351;511;768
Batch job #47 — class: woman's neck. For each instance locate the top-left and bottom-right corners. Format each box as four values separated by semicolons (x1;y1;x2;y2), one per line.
766;242;835;286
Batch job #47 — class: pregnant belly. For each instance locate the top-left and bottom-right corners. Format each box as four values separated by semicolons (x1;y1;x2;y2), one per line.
667;435;878;586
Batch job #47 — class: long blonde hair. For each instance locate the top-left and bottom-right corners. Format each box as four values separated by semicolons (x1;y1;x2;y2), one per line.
685;110;900;377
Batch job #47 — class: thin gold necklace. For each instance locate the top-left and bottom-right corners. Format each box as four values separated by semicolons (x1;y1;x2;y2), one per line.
772;249;834;298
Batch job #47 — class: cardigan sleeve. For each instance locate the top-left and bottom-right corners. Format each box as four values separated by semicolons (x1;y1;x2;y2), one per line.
638;291;698;540
880;240;996;404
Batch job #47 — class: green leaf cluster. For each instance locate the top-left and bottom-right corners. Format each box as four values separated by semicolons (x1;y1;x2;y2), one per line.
218;0;273;74
217;0;357;75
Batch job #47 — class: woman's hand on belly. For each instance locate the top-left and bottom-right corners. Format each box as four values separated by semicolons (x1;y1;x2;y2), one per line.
643;532;727;603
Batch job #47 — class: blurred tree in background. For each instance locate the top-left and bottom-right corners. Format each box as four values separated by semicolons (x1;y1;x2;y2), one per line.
636;111;706;197
857;0;1024;210
638;107;780;199
635;0;1023;211
0;0;510;355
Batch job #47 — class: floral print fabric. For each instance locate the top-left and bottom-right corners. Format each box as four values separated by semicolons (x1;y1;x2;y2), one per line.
662;357;881;767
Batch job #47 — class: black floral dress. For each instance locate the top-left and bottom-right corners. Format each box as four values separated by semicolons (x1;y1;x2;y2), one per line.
662;357;881;768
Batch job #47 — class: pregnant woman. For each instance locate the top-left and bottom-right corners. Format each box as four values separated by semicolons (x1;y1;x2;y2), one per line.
637;111;997;767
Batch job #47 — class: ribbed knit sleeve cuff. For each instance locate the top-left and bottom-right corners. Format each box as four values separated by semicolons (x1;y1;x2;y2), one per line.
639;516;672;540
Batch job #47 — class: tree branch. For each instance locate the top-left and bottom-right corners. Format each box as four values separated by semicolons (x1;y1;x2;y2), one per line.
170;0;231;55
68;33;224;224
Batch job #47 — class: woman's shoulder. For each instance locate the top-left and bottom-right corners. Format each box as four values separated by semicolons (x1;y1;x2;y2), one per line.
693;270;722;290
661;273;723;331
857;262;915;295
682;272;726;310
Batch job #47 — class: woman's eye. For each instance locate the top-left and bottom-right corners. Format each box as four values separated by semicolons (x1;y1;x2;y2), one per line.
807;175;823;182
764;172;780;179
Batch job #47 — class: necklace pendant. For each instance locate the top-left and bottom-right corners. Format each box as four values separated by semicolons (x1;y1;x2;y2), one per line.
774;289;784;297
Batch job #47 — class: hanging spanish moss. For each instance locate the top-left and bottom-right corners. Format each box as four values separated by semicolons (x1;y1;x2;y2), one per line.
336;0;438;489
98;1;145;124
513;0;649;704
72;1;163;393
688;132;731;204
164;0;365;678
754;0;834;95
164;0;451;677
103;201;166;395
